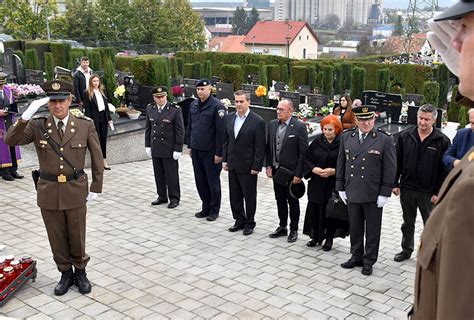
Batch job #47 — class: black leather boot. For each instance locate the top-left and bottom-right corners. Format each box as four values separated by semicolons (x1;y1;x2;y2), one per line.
54;268;74;296
75;268;92;294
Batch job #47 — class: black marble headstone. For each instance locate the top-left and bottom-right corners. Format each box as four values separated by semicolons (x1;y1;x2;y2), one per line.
297;85;311;95
216;82;234;101
242;83;263;106
25;69;45;85
362;90;403;123
404;93;424;106
280;91;301;111
183;78;199;97
307;94;329;111
274;82;287;92
1;49;15;78
247;74;259;85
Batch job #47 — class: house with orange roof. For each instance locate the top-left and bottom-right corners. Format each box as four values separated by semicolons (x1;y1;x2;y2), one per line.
242;21;319;59
208;35;246;53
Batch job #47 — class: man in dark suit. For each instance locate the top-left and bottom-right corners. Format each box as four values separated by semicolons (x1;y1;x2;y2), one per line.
223;90;266;235
145;86;184;209
336;105;396;276
73;56;92;111
266;99;308;242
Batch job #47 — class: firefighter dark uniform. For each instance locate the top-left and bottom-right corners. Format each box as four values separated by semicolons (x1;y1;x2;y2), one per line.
336;105;397;275
186;78;226;221
145;86;184;208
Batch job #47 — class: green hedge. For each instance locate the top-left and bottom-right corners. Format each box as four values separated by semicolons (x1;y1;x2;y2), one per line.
44;52;54;80
3;40;24;52
68;48;87;70
376;68;390;93
169;57;179;79
13;50;25;64
103;57;116;101
448;85;461;122
259;62;268;90
333;64;342;95
436;64;449;108
87;50;102;71
25;41;50;69
422;81;440;107
290;66;309;89
50;42;71;68
130;55;169;86
321;65;334;97
458;106;467;128
114;56;133;72
221;64;243;91
266;65;281;86
24;49;41;70
308;66;317;91
94;47;116;67
280;64;288;83
341;63;352;92
243;64;259;80
351;67;366;100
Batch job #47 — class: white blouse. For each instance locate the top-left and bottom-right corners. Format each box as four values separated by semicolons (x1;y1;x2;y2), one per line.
94;90;106;112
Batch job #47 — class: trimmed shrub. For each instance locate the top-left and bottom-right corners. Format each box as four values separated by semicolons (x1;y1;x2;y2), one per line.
44;52;54;80
259;62;268;89
202;60;212;79
266;65;281;86
68;48;87;70
341;63;352;92
155;58;171;88
176;57;184;77
458;105;467;129
183;63;194;78
376;68;390;92
422;81;440;107
321;65;334;98
169;57;179;79
50;42;71;68
25;40;50;69
3;40;24;51
193;62;201;79
308;66;317;91
221;64;243;91
447;85;462;122
290;66;309;89
351;67;366;100
24;49;41;70
87;50;102;71
243;64;259;80
280;64;288;83
103;57;116;101
333;64;342;95
436;64;449;108
95;47;116;67
130;55;169;86
114;56;133;72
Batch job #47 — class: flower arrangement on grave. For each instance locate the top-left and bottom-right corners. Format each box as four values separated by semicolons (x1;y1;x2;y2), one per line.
295;103;315;121
268;80;280;100
255;85;267;97
10;84;45;100
171;85;184;97
319;106;330;117
114;85;129;115
220;98;232;111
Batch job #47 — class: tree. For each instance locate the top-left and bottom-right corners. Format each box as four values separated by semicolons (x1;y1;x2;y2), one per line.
246;7;259;34
0;0;58;40
393;15;404;36
128;0;162;50
357;36;375;57
232;7;247;35
317;14;340;30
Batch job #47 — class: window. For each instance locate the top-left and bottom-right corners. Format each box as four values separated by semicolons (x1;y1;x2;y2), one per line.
252;47;264;54
270;48;282;55
299;36;301;40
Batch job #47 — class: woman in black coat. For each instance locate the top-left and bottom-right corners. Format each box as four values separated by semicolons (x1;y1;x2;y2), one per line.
303;115;349;251
83;74;113;169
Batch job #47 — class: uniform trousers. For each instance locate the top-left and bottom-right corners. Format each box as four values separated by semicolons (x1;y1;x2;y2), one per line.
152;157;180;203
347;202;383;266
273;176;300;231
400;188;433;254
229;170;257;229
41;206;89;272
191;149;222;217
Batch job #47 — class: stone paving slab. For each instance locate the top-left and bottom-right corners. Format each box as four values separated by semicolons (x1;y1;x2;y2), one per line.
0;152;423;319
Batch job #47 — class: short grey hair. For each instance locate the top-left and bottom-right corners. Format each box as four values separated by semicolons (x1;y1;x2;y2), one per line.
280;98;294;111
468;108;474;116
234;90;250;102
418;104;438;119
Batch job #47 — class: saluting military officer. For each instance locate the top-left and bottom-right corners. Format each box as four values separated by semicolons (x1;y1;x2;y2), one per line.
145;86;184;208
186;78;226;221
336;105;396;276
4;80;104;296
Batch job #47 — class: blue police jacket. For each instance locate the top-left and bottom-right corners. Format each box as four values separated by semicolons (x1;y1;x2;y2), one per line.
187;95;226;156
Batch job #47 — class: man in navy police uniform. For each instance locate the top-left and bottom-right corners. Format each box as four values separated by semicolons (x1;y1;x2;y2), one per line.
186;78;226;221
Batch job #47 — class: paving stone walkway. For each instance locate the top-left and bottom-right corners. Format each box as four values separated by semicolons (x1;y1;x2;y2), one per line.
0;153;422;319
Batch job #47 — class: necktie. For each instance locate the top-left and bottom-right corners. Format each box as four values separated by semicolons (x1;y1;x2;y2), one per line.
359;133;366;144
57;121;64;140
0;90;3;100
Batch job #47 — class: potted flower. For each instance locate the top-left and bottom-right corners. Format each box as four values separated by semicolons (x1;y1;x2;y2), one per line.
126;108;141;120
114;85;128;117
255;85;267;97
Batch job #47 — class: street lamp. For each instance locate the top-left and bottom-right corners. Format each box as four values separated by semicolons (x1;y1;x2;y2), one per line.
252;35;255;53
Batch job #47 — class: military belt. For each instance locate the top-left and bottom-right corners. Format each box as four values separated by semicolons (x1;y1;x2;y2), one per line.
40;169;85;183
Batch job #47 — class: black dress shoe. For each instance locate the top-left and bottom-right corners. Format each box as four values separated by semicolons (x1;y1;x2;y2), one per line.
306;239;317;247
243;228;253;236
195;211;209;218
361;264;373;276
341;258;364;269
167;202;179;209
287;230;298;243
206;215;218;221
269;226;288;238
394;251;411;262
75;268;92;294
11;171;24;179
228;224;244;232
2;174;14;181
104;167;111;170
54;268;74;296
322;238;333;251
151;198;168;205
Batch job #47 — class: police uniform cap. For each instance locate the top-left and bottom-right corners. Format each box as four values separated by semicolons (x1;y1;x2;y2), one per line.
353;105;376;120
196;78;211;87
434;0;474;21
41;80;73;100
289;181;306;199
0;72;7;85
151;86;168;97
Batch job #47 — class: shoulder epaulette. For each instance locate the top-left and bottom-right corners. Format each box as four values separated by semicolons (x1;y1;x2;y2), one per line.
32;114;48;120
343;127;355;133
172;103;180;109
377;127;391;136
75;114;93;122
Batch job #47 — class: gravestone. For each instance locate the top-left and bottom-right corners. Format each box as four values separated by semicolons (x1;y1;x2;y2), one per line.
54;66;73;82
404;93;424;106
216;82;234;101
274;82;287;92
25;70;44;85
211;76;221;85
296;85;311;95
307;94;329;111
246;74;259;85
242;83;263;106
125;78;140;106
1;49;15;79
183;78;199;97
362;90;403;123
280;91;301;111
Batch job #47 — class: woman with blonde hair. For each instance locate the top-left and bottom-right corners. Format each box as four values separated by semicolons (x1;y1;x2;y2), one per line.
83;74;113;169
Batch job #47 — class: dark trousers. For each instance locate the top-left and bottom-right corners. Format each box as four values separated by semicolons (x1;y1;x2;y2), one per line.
400;188;433;254
273;178;300;231
229;170;258;229
0;145;18;176
347;202;383;266
191;149;222;217
95;111;108;158
152;157;180;203
41;206;89;272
